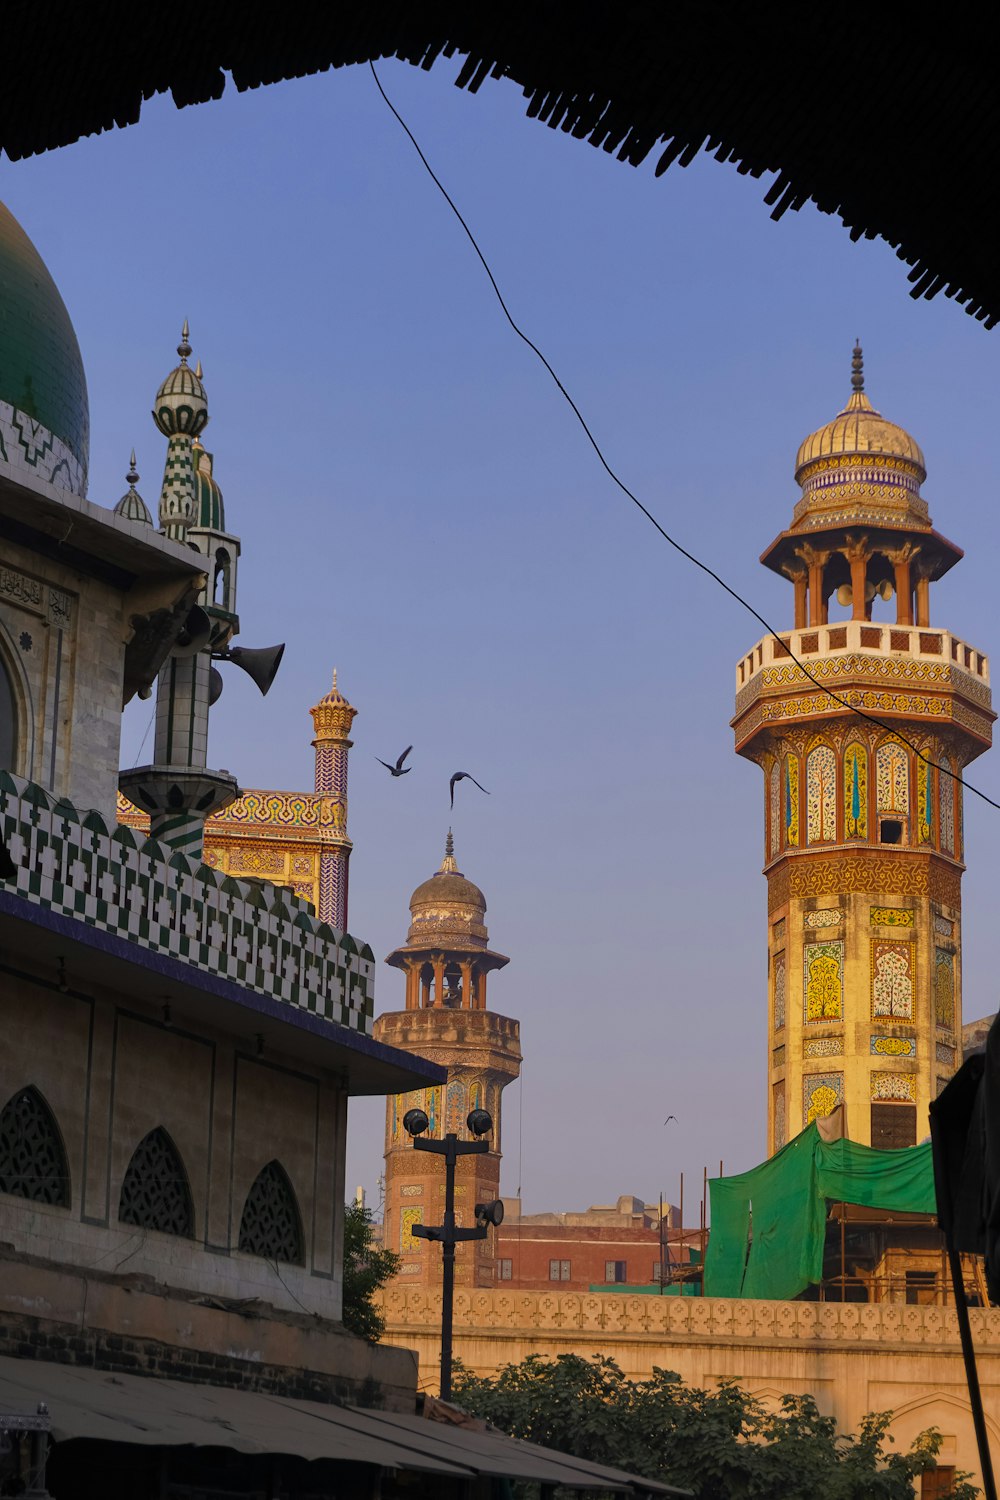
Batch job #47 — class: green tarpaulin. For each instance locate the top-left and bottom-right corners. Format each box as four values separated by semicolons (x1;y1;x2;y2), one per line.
704;1122;936;1300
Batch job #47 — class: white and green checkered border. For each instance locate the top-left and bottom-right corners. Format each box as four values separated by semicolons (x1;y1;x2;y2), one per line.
0;770;374;1032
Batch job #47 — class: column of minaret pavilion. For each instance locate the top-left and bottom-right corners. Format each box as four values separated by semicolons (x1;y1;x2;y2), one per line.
732;346;993;1153
120;327;245;857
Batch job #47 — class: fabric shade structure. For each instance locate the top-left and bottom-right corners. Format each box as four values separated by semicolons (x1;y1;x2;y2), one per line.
0;1356;684;1495
706;1120;936;1300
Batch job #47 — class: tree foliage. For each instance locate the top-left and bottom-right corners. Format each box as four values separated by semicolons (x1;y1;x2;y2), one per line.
341;1201;399;1342
453;1353;977;1499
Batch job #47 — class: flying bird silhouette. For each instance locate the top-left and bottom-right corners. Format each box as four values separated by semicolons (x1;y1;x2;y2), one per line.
376;746;413;777
450;772;490;809
663;1115;677;1125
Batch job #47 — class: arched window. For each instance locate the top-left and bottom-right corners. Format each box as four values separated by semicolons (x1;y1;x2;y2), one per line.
238;1161;304;1264
806;743;837;844
119;1127;194;1237
0;649;17;772
768;760;780;858
876;739;909;844
213;548;232;609
784;754;800;848
940;761;956;855
0;1087;70;1206
844;742;868;840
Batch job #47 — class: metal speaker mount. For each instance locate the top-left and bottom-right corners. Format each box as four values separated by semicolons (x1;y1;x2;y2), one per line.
172;605;213;658
214;643;286;697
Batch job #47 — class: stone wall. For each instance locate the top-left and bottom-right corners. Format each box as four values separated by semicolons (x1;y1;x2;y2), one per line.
0;1248;417;1412
380;1285;1000;1490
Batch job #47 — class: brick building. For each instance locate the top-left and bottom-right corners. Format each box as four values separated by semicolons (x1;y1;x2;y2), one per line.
496;1196;697;1292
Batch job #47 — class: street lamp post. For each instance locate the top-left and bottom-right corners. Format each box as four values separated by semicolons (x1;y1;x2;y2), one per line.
403;1106;504;1402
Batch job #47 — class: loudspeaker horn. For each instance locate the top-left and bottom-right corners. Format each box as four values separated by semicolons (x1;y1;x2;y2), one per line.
836;584;853;607
172;605;213;658
877;578;894;601
218;643;286;697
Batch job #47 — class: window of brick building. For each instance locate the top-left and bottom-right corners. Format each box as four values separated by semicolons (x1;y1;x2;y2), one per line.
498;1258;512;1280
119;1127;194;1238
871;1102;916;1149
605;1260;627;1283
549;1259;570;1281
921;1468;956;1499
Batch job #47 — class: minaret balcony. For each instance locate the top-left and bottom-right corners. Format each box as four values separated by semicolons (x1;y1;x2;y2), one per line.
733;621;993;753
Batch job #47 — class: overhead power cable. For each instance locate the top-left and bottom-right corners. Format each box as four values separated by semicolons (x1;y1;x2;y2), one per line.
369;62;1000;815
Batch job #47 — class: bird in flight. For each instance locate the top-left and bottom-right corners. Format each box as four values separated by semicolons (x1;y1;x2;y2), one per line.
376;746;413;777
450;772;490;809
663;1115;677;1125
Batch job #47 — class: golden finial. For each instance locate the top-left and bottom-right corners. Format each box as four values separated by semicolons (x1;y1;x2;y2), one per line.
851;340;864;393
440;829;459;874
332;667;338;692
195;358;203;380
178;319;192;363
126;448;139;487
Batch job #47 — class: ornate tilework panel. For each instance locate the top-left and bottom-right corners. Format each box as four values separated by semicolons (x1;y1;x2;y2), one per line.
871;1071;916;1102
400;1206;422;1251
804;1037;844;1058
934;914;954;937
804;941;843;1022
936;1077;949;1098
876;740;909;813
773;950;786;1030
238;1161;304;1265
940;765;955;856
0;1087;69;1206
803;1073;844;1126
445;1080;465;1134
844;742;868;839
871;940;914;1020
772;1045;786;1067
870;907;914;928
934;949;955;1029
773;918;786;941
119;1128;194;1238
425;1087;440;1136
774;1085;786;1151
399;1184;422;1197
936;1042;955;1066
805;908;842;928
768;761;780;859
785;755;799;847
806;744;837;845
469;1081;485;1114
870;1035;916;1058
917;757;933;844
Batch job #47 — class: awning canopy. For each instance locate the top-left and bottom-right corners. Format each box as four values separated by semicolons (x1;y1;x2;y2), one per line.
0;1357;685;1494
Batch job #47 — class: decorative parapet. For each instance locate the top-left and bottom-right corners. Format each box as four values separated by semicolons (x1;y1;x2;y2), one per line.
117;788;349;845
379;1285;1000;1350
1;771;374;1031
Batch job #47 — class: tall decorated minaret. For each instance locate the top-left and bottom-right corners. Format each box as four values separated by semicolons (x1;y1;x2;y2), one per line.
733;347;994;1153
374;834;521;1288
309;670;357;930
119;327;242;856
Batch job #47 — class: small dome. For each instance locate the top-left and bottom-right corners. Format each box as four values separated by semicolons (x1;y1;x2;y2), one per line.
114;450;152;525
152;324;208;438
794;344;925;481
407;832;488;947
310;668;358;741
0;201;89;495
192;441;225;529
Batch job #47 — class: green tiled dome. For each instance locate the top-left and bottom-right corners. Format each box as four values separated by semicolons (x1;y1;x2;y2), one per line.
0;202;89;494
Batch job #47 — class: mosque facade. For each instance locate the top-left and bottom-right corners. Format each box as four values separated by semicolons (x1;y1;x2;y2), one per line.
731;347;993;1153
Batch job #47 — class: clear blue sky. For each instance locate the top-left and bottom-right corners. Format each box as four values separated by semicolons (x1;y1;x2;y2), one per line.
5;59;999;1217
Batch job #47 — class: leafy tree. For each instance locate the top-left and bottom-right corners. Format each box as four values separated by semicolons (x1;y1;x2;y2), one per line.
341;1201;399;1342
453;1352;977;1499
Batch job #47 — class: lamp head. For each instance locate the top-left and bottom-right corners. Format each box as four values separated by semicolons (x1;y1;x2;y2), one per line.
467;1109;493;1138
475;1199;505;1228
403;1108;430;1137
